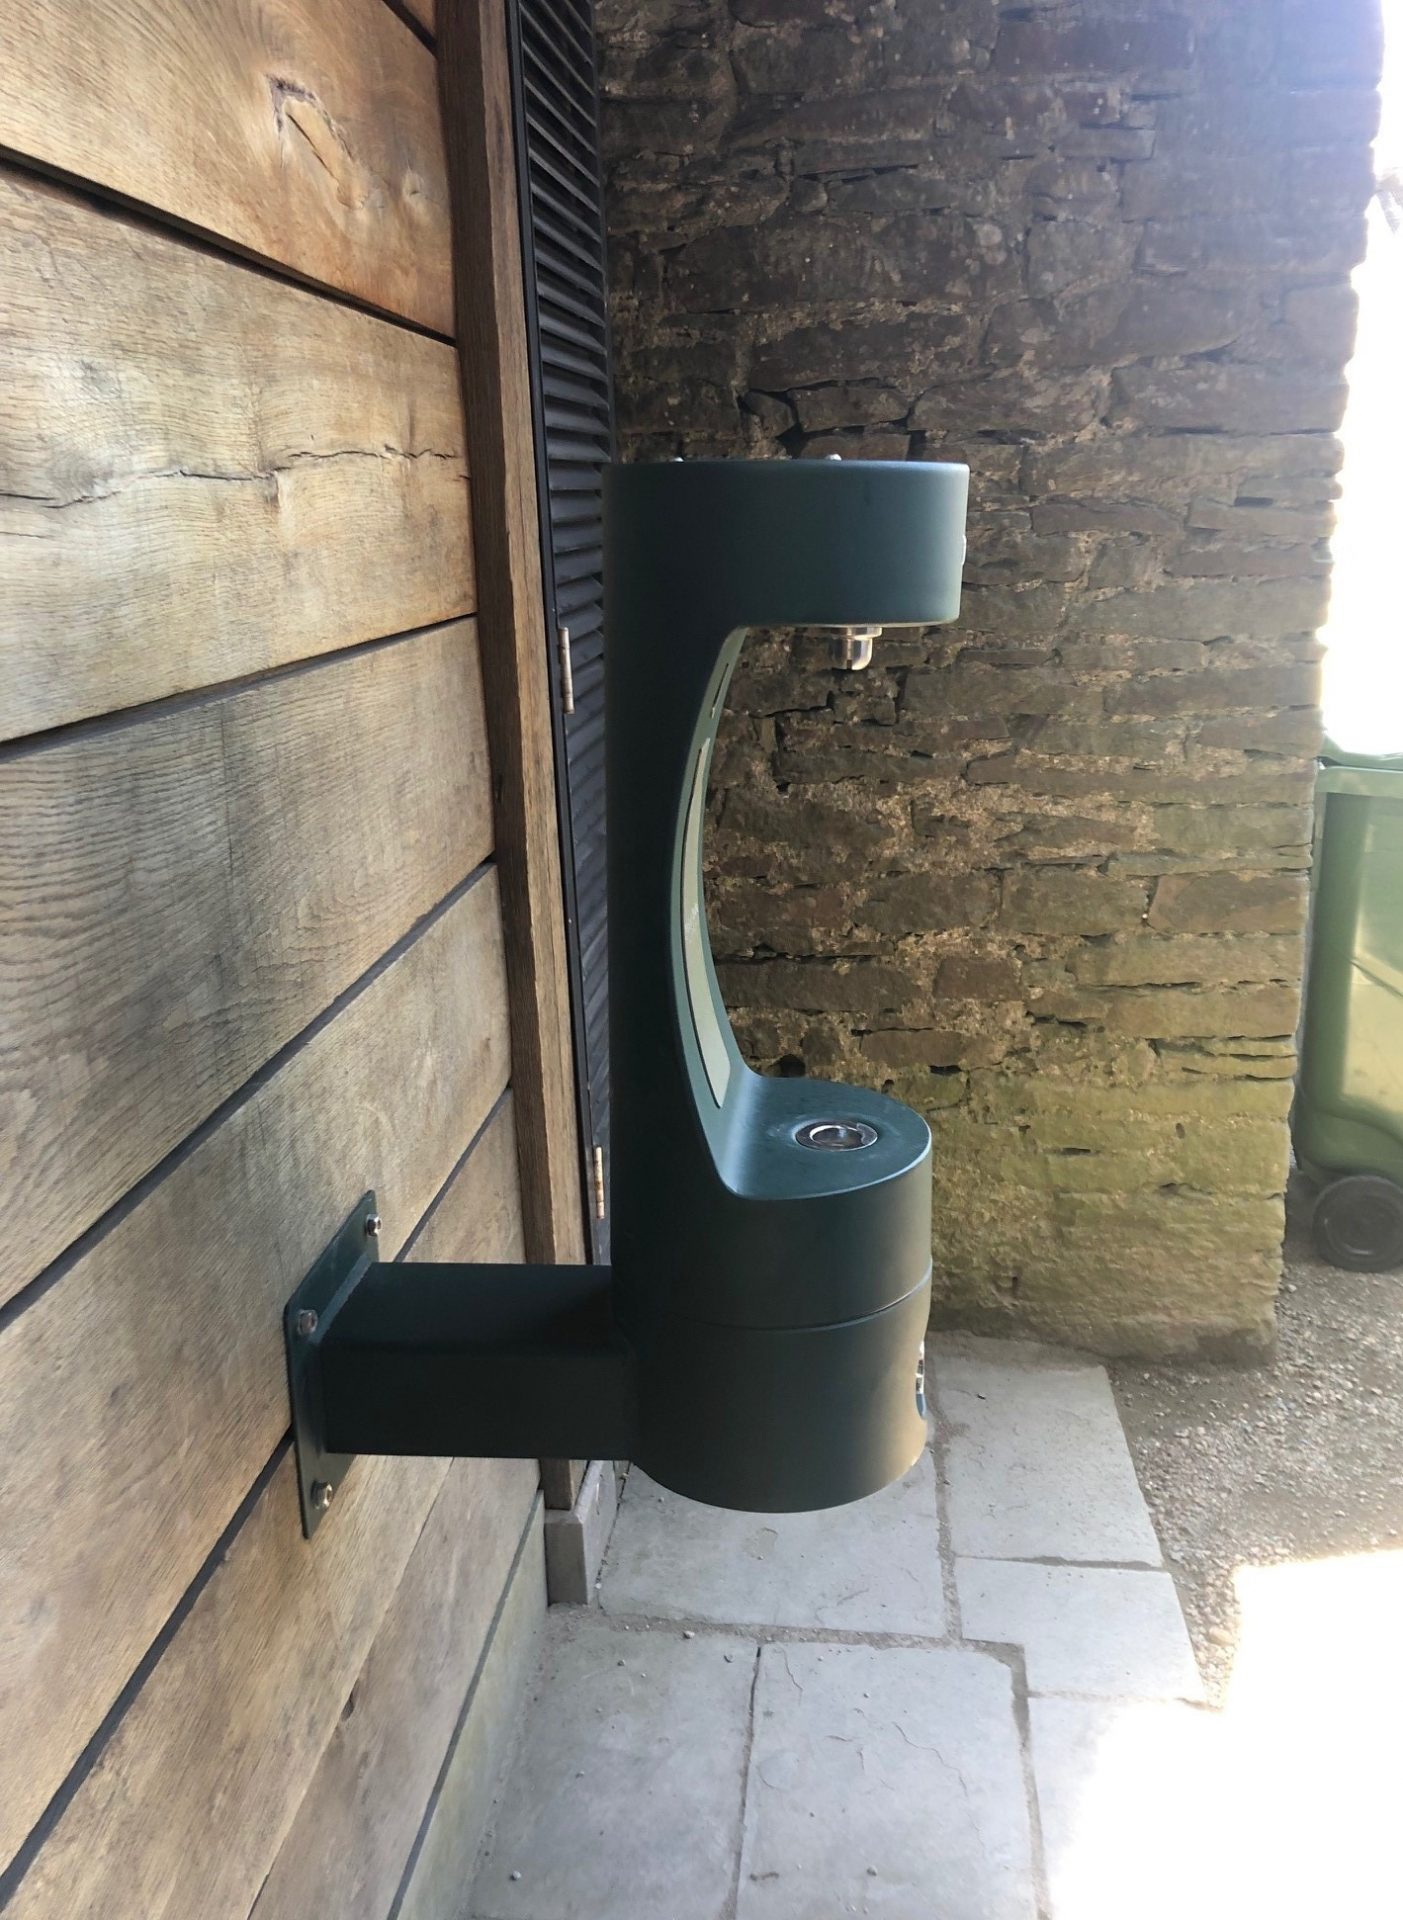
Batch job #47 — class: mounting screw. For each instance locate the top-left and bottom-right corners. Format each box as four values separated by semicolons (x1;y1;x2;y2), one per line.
294;1308;318;1339
311;1481;336;1512
364;1212;382;1239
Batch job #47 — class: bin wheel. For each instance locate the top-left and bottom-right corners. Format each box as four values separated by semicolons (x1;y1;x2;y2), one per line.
1311;1175;1403;1272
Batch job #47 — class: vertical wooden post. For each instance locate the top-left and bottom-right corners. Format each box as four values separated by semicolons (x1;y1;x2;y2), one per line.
436;0;586;1276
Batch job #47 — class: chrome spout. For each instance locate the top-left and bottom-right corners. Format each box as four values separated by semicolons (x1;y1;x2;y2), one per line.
831;624;881;671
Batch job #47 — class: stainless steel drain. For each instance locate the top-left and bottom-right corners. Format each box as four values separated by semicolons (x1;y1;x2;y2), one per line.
794;1119;879;1151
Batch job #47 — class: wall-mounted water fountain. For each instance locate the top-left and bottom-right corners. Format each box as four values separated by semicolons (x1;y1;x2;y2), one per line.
284;458;969;1532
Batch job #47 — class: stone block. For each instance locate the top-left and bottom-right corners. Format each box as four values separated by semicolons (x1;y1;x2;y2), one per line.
863;1025;1014;1071
618;365;741;435
957;1560;1204;1700
1053;1189;1287;1273
936;953;1021;999
962;527;1085;586
1148;872;1308;935
709;881;856;957
826;164;1001;218
612;162;790;239
720;787;896;864
1025;218;1139;298
1084;540;1158;592
912;366;1110;436
1186;494;1335;540
904;659;1075;720
1054;639;1207;673
1144;804;1311;856
994;16;1193;80
1168;1118;1291;1193
1024;717;1188;759
717;957;921;1015
749;311;977;391
601;93;736;163
955;583;1072;636
858;870;1000;934
1024;432;1337;503
1291;144;1381;222
1056;125;1157;161
732;22;884;97
1113;363;1348;435
730;0;857;24
1102;984;1300;1040
1000;812;1144;859
733;89;942;172
1153;79;1280;148
791;381;908;431
1026;156;1121;213
600;32;735;101
1031;499;1180;538
1039;1146;1181;1196
1288;86;1383;148
1122;153;1284;222
738;1642;1036;1920
968;754;1313;807
934;1342;1163;1564
796;428;913;461
883;0;1002;73
978;1073;1294;1125
1106;663;1320;717
1166;209;1367;277
1165;541;1325;581
1079;579;1331;642
887;1065;973;1113
771;738;962;785
1073;934;1299;988
999;870;1149;936
601;1460;946;1635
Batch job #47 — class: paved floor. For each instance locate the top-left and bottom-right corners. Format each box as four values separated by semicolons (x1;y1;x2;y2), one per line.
1113;1175;1403;1696
469;1337;1205;1920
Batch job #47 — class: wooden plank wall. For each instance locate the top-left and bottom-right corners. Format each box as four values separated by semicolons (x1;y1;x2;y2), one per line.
0;0;573;1913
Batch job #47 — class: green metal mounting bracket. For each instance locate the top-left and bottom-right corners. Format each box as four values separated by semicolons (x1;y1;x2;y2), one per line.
282;1193;380;1538
284;1197;636;1540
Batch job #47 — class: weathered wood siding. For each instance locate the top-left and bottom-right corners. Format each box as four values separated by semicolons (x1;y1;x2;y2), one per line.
0;1;564;1912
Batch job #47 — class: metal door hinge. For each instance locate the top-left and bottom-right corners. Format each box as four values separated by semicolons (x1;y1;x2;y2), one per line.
557;624;575;716
592;1144;606;1221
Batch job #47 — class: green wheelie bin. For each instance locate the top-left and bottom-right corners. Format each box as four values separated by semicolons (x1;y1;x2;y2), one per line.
1294;751;1403;1269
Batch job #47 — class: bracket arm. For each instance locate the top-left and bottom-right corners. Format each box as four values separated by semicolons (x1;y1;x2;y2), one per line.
317;1258;636;1462
283;1194;635;1537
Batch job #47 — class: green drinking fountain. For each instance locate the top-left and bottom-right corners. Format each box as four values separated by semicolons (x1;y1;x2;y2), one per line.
283;457;970;1533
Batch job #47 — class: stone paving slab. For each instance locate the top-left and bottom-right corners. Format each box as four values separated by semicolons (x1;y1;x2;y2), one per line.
469;1338;1209;1920
737;1641;1037;1920
469;1614;754;1920
1029;1696;1222;1920
600;1457;946;1636
934;1341;1162;1566
956;1559;1204;1701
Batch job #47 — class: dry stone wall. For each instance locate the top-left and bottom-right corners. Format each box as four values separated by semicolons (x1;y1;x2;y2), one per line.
596;0;1384;1357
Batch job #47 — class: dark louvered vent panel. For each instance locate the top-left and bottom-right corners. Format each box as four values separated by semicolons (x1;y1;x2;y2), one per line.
508;0;615;1259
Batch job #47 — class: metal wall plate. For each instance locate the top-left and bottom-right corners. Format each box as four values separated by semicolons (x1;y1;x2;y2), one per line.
283;1191;380;1539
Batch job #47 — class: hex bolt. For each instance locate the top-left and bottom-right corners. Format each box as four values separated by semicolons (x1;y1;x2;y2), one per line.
311;1481;335;1512
294;1308;318;1339
364;1212;382;1239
